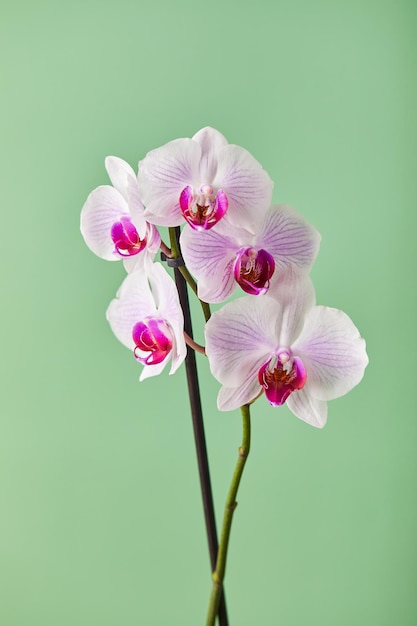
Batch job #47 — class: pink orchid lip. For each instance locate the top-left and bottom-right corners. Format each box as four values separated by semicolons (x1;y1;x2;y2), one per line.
233;247;275;295
258;351;307;406
111;216;147;257
179;184;228;231
132;317;173;365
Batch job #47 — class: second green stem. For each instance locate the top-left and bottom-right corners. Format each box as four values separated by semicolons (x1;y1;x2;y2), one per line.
206;404;252;626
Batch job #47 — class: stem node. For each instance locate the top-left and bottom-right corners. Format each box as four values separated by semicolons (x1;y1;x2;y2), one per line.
238;446;248;458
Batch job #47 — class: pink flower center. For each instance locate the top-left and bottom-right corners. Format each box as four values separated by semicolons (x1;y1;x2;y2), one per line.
234;247;275;295
111;216;147;257
132;317;173;365
179;184;228;230
258;350;306;405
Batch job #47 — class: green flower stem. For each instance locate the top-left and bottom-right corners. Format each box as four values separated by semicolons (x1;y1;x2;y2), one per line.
206;404;252;626
168;227;211;322
168;226;181;259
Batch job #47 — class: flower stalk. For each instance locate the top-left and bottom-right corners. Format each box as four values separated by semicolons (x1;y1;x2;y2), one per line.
206;404;251;626
81;126;369;624
170;227;228;626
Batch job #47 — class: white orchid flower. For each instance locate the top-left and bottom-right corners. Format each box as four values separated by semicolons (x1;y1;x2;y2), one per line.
81;157;160;272
205;269;368;427
106;263;186;380
180;204;320;302
138;126;273;232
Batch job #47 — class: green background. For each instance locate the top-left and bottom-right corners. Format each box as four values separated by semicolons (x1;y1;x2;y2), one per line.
1;1;416;624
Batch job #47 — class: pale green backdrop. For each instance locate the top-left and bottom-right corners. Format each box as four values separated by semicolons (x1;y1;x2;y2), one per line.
1;1;416;625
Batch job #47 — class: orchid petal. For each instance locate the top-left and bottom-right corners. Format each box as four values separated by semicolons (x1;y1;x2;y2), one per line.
139;138;201;227
145;223;162;255
180;225;238;302
292;306;369;401
257;204;321;271
122;254;147;273
267;268;316;346
205;296;279;388
106;271;156;350
126;183;147;239
217;379;262;412
80;185;128;260
214;144;273;230
286;387;328;428
192;126;228;181
147;263;187;373
105;157;146;237
139;360;168;381
105;156;137;202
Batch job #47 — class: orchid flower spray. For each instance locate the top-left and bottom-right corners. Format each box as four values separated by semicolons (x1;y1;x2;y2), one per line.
80;126;368;626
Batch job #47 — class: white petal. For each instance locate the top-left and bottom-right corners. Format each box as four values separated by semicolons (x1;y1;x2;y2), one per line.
292;306;369;401
105;157;145;233
192;126;228;181
267;267;316;346
126;180;146;234
197;267;236;304
205;296;279;388
180;225;238;303
214;144;273;230
138;138;201;227
121;248;151;274
145;223;162;255
139;360;168;381
286;387;328;428
217;379;262;412
169;337;187;376
257;204;321;272
80;185;128;260
122;255;144;274
105;156;137;201
106;271;156;350
146;261;173;308
148;263;186;372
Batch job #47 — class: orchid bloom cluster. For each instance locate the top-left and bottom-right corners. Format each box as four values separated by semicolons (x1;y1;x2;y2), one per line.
81;127;368;428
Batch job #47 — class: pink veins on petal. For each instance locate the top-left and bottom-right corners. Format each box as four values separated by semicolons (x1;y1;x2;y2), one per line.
132;318;173;365
258;350;307;405
179;184;228;230
234;247;275;295
111;216;147;257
